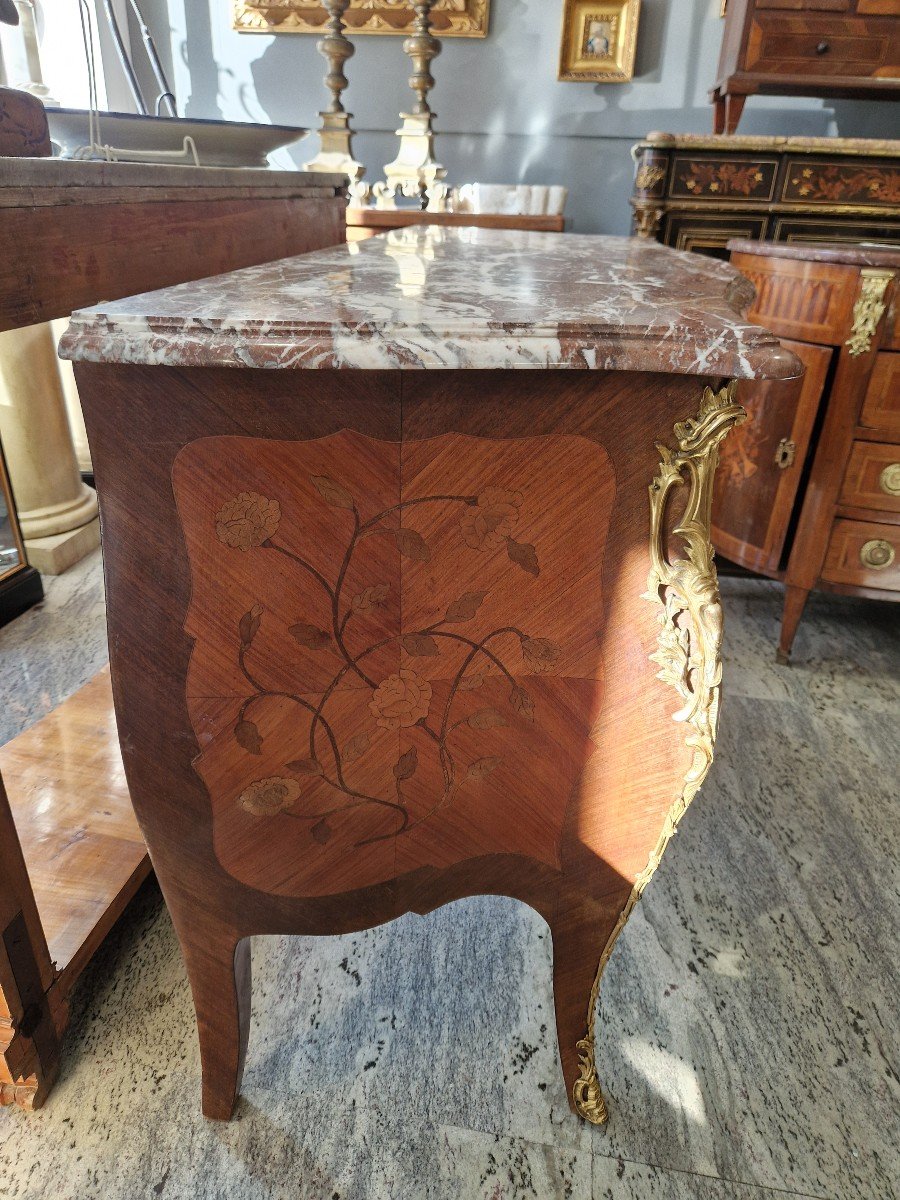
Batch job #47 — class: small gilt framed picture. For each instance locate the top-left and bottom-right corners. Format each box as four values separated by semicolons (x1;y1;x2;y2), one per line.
558;0;641;83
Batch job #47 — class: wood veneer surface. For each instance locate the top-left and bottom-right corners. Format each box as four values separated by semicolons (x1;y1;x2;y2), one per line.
0;670;147;985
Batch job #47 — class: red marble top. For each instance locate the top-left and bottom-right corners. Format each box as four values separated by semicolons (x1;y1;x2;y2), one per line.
60;227;801;379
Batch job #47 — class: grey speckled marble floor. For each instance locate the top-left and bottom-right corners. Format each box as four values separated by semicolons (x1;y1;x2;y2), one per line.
0;550;897;1200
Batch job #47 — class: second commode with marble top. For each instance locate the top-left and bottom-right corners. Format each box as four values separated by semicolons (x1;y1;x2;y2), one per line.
59;227;800;1126
713;239;900;662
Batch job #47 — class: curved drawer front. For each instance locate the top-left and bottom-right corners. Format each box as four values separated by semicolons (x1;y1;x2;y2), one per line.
822;518;900;590
734;252;856;344
840;440;900;514
861;352;900;437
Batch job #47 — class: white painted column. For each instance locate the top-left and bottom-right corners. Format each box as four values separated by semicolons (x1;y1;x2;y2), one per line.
51;318;93;475
0;323;99;574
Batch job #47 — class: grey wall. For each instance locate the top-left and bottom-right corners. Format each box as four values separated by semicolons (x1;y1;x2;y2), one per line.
138;0;899;236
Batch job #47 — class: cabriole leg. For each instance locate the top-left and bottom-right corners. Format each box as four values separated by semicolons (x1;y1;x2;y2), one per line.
180;931;251;1120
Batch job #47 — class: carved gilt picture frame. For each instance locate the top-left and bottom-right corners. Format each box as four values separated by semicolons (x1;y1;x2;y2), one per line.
558;0;640;83
233;0;490;37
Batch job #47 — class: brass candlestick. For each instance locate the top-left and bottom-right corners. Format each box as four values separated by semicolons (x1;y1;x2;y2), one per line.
304;0;365;181
383;0;446;204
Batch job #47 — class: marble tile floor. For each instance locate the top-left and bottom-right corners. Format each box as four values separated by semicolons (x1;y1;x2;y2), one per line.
0;549;897;1200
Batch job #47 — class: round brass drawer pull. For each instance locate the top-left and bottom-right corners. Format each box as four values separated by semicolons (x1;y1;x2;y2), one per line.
815;41;829;54
879;463;900;497
859;539;895;570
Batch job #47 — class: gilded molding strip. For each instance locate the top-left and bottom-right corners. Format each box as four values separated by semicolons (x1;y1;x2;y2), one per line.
233;0;490;37
572;382;746;1126
640;133;900;156
846;269;895;358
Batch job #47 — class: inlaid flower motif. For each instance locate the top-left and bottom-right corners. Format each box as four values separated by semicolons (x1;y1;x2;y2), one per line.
369;668;432;729
216;469;560;846
238;775;301;816
460;488;523;552
520;636;561;673
215;492;281;550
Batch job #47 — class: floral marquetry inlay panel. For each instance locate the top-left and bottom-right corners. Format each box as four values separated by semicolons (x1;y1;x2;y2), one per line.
173;431;614;897
671;156;778;201
783;163;900;207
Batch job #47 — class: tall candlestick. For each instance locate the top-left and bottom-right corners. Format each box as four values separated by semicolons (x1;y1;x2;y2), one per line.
383;0;446;205
8;0;59;105
304;0;364;181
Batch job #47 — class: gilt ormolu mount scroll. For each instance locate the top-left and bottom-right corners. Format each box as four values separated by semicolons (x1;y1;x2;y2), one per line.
575;382;745;1122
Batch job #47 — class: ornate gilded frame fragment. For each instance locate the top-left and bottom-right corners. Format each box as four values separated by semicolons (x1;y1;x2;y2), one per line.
573;382;746;1125
233;0;490;36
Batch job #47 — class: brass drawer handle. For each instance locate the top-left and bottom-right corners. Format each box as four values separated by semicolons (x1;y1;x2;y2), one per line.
774;438;796;470
859;539;895;570
815;41;829;55
879;463;900;497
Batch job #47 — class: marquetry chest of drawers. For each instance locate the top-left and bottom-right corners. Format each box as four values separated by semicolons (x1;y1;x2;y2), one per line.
712;240;900;660
710;0;900;134
60;228;798;1124
630;132;900;255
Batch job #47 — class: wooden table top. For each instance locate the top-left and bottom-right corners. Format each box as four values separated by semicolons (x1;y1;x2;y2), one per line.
60;226;800;380
345;208;565;233
0;158;347;333
0;157;346;205
0;670;148;985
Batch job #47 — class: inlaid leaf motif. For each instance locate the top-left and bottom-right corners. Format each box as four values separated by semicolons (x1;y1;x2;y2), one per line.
394;527;431;563
289;622;332;650
351;583;390;612
217;463;561;846
507;539;539;577
444;591;487;623
311;475;355;510
393;745;418;783
239;603;263;647
401;633;439;657
234;719;262;754
520;636;562;673
343;733;370;763
311;817;332;845
468;756;502;780
286;758;323;776
509;685;534;720
468;707;507;729
459;671;486;692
